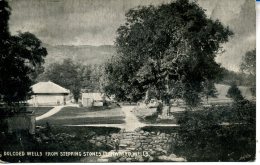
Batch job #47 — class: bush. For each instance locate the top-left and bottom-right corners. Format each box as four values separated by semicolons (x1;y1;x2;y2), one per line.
156;102;163;114
173;101;256;161
144;113;158;123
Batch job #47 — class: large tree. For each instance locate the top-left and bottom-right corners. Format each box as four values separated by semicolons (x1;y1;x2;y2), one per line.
0;0;47;105
105;0;233;106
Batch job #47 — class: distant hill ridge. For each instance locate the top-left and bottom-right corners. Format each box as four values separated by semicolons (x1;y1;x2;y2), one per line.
42;44;116;66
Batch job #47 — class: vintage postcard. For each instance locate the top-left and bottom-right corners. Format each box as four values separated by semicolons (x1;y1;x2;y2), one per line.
0;0;256;163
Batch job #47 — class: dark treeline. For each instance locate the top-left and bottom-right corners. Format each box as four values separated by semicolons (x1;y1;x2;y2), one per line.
220;68;255;86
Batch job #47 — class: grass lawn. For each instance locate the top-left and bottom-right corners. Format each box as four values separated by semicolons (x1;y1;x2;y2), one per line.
27;106;54;116
37;106;125;126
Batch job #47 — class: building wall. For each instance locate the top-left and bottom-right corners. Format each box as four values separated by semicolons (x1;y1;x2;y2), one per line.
28;95;67;106
82;98;103;107
82;98;93;107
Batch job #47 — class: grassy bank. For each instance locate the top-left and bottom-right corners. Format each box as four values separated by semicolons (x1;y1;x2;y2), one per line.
27;107;54;116
36;105;124;126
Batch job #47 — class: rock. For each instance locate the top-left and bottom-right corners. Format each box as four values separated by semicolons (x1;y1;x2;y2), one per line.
135;142;141;148
146;138;153;143
97;158;109;162
119;144;128;148
95;142;103;147
148;156;154;162
149;150;156;156
160;133;166;137
143;132;150;136
158;154;187;162
89;139;96;144
126;158;132;162
142;145;148;149
136;155;144;162
163;144;171;151
88;131;96;138
174;157;187;162
41;135;50;141
139;135;146;139
168;137;173;143
109;156;118;162
97;135;106;141
126;147;136;151
119;157;126;162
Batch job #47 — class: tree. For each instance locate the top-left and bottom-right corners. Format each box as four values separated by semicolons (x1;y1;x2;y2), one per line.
240;49;256;76
227;83;244;102
0;0;10;39
43;59;82;102
0;0;47;105
240;49;256;96
202;80;218;103
105;0;233;106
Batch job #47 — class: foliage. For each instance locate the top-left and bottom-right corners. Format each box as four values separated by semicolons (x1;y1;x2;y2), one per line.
0;0;47;105
42;59;82;102
105;0;233;106
240;49;256;76
240;49;256;96
0;0;10;39
174;101;255;161
81;64;107;93
226;83;244;101
202;80;218;102
40;60;107;101
220;68;254;86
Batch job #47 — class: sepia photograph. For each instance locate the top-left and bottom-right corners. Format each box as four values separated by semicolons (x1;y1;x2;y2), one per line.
0;0;256;163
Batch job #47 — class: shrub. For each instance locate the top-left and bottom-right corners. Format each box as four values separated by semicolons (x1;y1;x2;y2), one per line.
173;101;256;161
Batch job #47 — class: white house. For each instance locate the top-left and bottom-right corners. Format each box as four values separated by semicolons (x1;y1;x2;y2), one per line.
81;93;105;107
27;81;70;106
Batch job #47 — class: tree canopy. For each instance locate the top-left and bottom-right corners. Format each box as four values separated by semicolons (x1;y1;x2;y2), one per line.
240;49;256;96
0;0;47;105
40;59;106;102
42;59;82;102
105;0;233;106
240;49;256;76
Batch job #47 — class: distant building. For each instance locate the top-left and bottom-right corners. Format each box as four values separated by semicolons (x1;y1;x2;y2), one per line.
27;81;70;106
82;93;105;107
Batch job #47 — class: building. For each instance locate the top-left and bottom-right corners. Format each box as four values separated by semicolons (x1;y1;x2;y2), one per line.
81;93;105;107
27;81;70;106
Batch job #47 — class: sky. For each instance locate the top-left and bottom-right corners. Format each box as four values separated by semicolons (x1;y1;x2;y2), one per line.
8;0;256;71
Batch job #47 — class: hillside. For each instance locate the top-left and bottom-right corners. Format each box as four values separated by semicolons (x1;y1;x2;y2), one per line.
43;44;116;66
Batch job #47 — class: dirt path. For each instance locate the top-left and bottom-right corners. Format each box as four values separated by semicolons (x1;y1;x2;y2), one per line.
121;106;146;131
36;106;64;121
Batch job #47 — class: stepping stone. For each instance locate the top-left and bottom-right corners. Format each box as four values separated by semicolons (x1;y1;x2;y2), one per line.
97;158;109;162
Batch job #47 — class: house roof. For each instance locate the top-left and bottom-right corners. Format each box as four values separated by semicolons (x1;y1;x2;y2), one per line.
82;93;104;100
31;81;69;94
